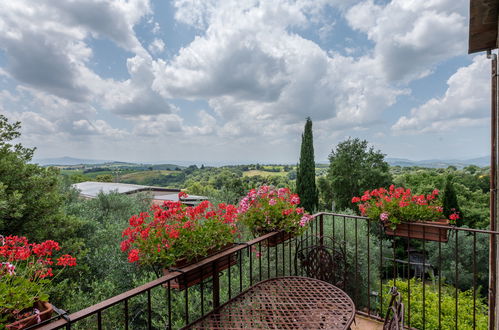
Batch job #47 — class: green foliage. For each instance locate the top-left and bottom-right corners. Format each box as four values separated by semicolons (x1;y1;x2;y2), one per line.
443;175;462;220
0;276;49;326
427;231;489;294
393;167;489;228
95;174;114;182
296;118;318;212
58;193;151;310
382;278;488;329
183;167;292;204
322;214;386;309
327;138;392;211
317;176;333;210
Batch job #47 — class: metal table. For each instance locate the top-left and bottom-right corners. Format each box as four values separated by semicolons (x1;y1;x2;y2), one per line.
185;276;356;329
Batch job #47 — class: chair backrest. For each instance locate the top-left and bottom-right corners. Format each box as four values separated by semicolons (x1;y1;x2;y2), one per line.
295;235;347;288
383;286;404;330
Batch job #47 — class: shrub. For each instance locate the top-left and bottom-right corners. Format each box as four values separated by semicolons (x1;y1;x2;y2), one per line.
382;278;488;329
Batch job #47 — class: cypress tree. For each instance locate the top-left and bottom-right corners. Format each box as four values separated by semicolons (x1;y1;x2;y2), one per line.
443;175;462;221
296;117;318;212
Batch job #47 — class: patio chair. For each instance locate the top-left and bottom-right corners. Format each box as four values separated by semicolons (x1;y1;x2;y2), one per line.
383;286;404;330
295;235;347;289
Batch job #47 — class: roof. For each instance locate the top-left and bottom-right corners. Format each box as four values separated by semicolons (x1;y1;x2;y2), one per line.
72;181;179;198
469;0;498;53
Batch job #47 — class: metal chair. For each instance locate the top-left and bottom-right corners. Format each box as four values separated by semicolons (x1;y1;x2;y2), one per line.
295;235;347;289
383;286;404;330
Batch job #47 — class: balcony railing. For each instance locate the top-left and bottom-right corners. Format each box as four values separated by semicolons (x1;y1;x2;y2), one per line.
36;213;498;329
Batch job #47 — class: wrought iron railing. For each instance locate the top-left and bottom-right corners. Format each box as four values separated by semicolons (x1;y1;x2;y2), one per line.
35;213;498;329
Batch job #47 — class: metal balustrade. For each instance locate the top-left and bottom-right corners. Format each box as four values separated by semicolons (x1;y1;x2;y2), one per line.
34;213;499;329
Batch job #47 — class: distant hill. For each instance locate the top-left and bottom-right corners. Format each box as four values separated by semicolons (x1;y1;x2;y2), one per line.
33;156;490;169
33;157;114;166
33;157;184;171
386;156;489;168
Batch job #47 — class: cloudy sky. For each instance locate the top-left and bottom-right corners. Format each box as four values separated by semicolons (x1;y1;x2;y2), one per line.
0;0;493;164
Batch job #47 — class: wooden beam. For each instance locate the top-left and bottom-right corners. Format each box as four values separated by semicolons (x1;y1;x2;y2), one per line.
469;0;498;54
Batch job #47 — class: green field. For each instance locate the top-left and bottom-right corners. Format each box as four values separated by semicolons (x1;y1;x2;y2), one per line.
120;170;176;182
243;170;288;177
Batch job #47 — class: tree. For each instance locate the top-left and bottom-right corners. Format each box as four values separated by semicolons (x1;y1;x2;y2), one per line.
296;118;318;212
317;177;333;210
443;175;462;223
0;115;86;242
327;138;392;211
96;174;114;182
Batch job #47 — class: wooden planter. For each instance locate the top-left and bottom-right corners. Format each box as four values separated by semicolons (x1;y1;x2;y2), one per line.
6;301;53;330
163;245;237;290
384;219;450;242
257;230;295;247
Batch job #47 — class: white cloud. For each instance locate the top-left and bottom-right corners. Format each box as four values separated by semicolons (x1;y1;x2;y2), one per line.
153;0;405;142
72;119;127;138
392;55;489;133
152;22;161;34
132;114;185;136
102;55;176;116
0;0;153;103
346;0;467;82
148;38;166;55
185;110;217;136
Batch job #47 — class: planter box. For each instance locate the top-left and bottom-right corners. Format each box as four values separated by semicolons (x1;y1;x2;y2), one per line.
163;245;237;290
384;219;450;242
6;301;53;330
259;231;295;247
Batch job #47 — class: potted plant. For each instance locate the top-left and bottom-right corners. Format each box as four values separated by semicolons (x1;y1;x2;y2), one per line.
237;186;314;246
121;192;239;290
351;185;459;242
0;236;77;329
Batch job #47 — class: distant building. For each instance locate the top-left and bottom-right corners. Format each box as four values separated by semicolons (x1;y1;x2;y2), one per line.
72;181;208;206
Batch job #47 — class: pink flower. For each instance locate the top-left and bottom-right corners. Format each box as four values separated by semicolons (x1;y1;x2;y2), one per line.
269;199;277;206
299;214;313;227
380;212;389;222
290;194;300;205
1;262;16;275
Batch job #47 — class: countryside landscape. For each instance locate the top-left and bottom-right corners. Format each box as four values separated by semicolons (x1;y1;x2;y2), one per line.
1;0;498;329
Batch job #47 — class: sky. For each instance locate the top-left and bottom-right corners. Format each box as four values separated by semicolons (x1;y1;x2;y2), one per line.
0;0;494;164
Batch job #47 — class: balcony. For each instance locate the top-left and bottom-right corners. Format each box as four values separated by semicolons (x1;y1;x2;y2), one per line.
36;213;497;329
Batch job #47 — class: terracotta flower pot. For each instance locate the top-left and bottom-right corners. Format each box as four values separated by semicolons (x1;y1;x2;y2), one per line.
384;219;450;242
6;301;53;330
163;244;237;290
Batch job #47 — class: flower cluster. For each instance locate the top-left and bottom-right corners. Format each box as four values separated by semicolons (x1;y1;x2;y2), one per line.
351;185;459;228
237;186;313;236
0;236;76;325
121;193;239;268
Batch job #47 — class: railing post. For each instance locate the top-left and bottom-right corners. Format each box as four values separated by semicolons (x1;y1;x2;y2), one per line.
489;50;498;330
213;261;220;308
319;214;324;246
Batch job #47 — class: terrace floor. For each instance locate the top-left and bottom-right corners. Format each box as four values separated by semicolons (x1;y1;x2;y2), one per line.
352;314;384;330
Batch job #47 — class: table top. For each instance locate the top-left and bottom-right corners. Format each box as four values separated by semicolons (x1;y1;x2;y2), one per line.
186;276;356;329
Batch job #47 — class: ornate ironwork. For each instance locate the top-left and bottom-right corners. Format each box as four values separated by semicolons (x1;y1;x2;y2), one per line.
295;235;347;288
184;276;355;329
383;286;404;330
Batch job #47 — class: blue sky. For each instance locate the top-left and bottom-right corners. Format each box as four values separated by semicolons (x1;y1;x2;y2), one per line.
0;0;493;164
